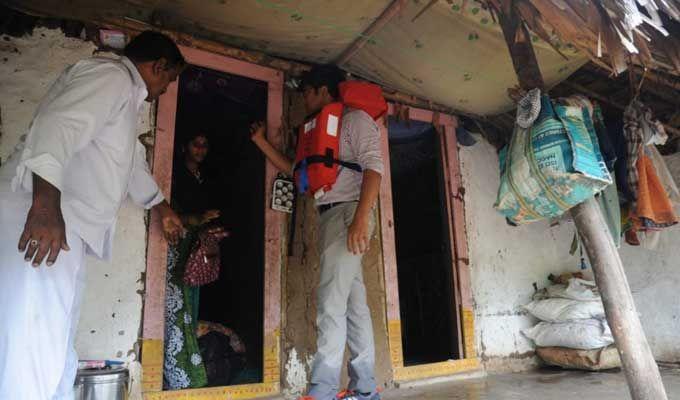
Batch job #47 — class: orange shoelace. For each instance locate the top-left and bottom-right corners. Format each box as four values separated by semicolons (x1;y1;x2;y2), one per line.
336;390;355;399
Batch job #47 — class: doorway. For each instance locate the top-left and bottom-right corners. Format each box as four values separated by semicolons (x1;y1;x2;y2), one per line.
387;118;459;366
141;45;283;399
170;65;267;387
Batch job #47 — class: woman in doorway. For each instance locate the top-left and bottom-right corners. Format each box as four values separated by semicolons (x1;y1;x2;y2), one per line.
164;132;226;390
172;132;220;227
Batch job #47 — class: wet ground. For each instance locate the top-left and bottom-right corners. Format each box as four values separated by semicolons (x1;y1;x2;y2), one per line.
383;367;680;399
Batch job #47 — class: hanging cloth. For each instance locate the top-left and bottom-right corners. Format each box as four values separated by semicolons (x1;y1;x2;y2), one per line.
623;102;645;207
631;154;678;233
592;104;617;172
623;101;669;208
597;174;622;248
646;145;680;208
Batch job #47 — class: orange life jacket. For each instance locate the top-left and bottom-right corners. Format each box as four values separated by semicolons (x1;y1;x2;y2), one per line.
294;81;387;198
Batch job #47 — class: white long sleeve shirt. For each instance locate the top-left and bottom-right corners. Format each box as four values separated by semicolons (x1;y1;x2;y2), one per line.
9;56;164;260
316;108;384;206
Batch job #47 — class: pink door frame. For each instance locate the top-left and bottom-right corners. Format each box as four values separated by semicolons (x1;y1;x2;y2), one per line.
378;105;476;381
140;45;284;395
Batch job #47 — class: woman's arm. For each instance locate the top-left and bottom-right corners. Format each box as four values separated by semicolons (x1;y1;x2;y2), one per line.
180;209;221;228
180;214;201;227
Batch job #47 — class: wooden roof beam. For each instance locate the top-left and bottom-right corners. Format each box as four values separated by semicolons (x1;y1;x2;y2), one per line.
631;65;680;91
335;0;408;65
563;81;680;137
585;62;680;91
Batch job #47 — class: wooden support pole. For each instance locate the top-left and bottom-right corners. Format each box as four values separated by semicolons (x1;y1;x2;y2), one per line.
571;198;668;400
495;2;668;399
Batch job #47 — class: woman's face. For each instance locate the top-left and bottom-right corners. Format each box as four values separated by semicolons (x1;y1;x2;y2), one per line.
186;135;209;164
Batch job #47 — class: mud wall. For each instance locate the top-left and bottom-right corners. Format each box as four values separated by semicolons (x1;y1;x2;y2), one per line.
279;90;392;396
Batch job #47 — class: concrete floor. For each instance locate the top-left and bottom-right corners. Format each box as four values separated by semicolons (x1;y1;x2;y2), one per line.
383;368;680;399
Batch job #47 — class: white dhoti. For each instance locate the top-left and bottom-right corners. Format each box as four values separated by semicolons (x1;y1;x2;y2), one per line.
0;189;86;400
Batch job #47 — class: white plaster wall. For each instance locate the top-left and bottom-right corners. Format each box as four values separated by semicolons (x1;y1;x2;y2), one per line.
618;210;680;362
460;134;680;369
0;28;148;392
459;135;579;370
615;151;680;362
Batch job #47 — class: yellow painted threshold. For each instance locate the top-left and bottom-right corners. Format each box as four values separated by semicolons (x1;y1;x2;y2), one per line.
141;329;281;400
388;309;479;383
393;358;480;383
144;382;280;400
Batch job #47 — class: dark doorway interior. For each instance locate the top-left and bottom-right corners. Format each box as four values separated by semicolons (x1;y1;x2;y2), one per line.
173;65;267;385
387;118;460;366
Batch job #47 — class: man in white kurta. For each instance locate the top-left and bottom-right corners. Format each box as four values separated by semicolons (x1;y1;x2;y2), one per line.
0;31;185;400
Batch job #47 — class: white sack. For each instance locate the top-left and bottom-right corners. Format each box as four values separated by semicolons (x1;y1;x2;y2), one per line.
523;319;614;350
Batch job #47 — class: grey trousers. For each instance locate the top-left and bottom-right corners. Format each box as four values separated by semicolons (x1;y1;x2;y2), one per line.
308;202;377;400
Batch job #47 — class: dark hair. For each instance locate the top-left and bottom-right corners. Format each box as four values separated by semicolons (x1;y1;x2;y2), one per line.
183;131;210;149
124;31;186;69
299;64;346;99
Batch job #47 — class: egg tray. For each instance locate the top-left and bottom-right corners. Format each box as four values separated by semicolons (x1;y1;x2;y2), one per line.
271;177;295;213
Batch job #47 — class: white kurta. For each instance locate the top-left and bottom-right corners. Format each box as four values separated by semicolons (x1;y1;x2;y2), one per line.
0;56;164;400
11;56;164;259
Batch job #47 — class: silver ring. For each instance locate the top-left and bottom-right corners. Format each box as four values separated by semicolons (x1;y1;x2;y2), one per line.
29;239;39;247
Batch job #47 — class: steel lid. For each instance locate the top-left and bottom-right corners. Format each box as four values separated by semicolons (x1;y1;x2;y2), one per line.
75;367;129;384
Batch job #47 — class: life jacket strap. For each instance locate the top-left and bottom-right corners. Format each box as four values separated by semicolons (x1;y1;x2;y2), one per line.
294;153;362;173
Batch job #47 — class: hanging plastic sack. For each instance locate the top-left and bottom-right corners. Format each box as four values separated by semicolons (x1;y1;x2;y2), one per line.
495;93;612;224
